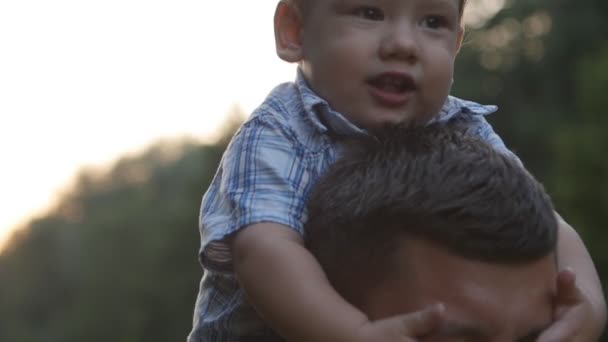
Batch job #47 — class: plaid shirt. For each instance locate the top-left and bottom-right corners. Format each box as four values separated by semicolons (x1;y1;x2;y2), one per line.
187;70;520;342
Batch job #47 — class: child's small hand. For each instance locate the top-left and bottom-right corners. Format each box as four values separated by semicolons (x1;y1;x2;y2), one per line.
537;268;599;342
356;303;445;342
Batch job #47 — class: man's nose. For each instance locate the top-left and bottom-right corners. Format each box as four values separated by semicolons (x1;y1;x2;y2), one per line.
379;23;420;62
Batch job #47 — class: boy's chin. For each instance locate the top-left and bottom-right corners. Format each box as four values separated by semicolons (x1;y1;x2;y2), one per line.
378;115;430;129
365;114;438;137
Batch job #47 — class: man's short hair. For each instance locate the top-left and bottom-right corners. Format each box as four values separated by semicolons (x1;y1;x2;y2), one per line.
304;121;558;305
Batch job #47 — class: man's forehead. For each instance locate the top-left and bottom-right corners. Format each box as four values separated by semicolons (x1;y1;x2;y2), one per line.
381;238;557;340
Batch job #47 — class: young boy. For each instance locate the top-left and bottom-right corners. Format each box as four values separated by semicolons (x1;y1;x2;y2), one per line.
188;0;606;341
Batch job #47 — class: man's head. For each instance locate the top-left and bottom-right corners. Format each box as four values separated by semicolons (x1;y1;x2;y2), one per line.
275;0;467;129
304;122;559;340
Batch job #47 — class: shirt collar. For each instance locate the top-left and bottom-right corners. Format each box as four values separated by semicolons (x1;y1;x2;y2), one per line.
294;68;498;136
295;68;367;136
431;96;498;124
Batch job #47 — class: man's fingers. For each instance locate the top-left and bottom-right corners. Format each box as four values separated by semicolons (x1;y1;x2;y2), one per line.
366;303;445;341
400;303;445;336
536;268;586;342
374;303;445;338
536;309;580;342
555;268;582;306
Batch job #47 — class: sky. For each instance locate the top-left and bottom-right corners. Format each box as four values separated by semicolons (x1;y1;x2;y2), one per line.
0;0;504;250
0;1;296;248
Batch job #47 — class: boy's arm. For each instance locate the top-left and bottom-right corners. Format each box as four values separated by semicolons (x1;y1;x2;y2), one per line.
232;222;445;342
539;213;606;341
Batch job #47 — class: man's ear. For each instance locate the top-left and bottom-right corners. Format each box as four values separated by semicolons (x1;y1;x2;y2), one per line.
274;1;304;63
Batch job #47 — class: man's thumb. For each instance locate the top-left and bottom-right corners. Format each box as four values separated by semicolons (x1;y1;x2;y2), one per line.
398;303;445;337
555;268;581;306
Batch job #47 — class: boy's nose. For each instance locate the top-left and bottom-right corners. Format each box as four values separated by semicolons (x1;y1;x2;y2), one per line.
379;24;419;63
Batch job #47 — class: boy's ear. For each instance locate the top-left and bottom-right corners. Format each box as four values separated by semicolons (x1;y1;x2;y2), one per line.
274;1;304;63
455;25;465;54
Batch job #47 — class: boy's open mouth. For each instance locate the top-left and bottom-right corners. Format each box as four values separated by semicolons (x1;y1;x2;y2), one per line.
367;72;417;94
367;72;417;107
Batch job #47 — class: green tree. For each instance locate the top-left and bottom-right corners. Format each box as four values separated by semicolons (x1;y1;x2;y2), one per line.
0;136;229;342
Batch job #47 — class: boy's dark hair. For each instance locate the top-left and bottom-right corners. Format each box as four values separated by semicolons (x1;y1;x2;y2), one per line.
304;121;558;305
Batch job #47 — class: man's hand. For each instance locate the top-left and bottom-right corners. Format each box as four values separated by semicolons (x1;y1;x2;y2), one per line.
357;304;445;342
537;269;602;342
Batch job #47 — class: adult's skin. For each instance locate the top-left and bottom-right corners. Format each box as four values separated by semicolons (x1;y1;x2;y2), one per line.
305;121;562;340
362;238;557;340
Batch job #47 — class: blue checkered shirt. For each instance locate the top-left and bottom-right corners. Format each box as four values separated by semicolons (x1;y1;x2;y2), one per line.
187;70;520;342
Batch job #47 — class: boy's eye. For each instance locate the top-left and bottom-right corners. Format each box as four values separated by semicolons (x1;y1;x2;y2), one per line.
422;15;449;29
352;6;384;21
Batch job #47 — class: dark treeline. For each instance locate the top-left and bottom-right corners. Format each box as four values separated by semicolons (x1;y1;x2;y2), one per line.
0;138;228;341
1;1;607;340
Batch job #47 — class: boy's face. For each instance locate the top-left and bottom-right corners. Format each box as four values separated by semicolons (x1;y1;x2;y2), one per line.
277;0;464;129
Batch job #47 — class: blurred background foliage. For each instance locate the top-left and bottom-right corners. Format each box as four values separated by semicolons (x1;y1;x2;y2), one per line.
1;0;607;340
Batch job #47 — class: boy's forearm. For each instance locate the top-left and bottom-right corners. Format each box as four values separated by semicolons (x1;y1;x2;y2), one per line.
555;213;607;336
232;222;367;342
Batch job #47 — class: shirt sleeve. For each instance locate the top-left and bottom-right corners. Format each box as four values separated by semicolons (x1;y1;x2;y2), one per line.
199;115;311;271
462;114;524;167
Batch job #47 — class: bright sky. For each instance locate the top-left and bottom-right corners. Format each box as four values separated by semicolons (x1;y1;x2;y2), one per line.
0;1;295;248
0;0;504;250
